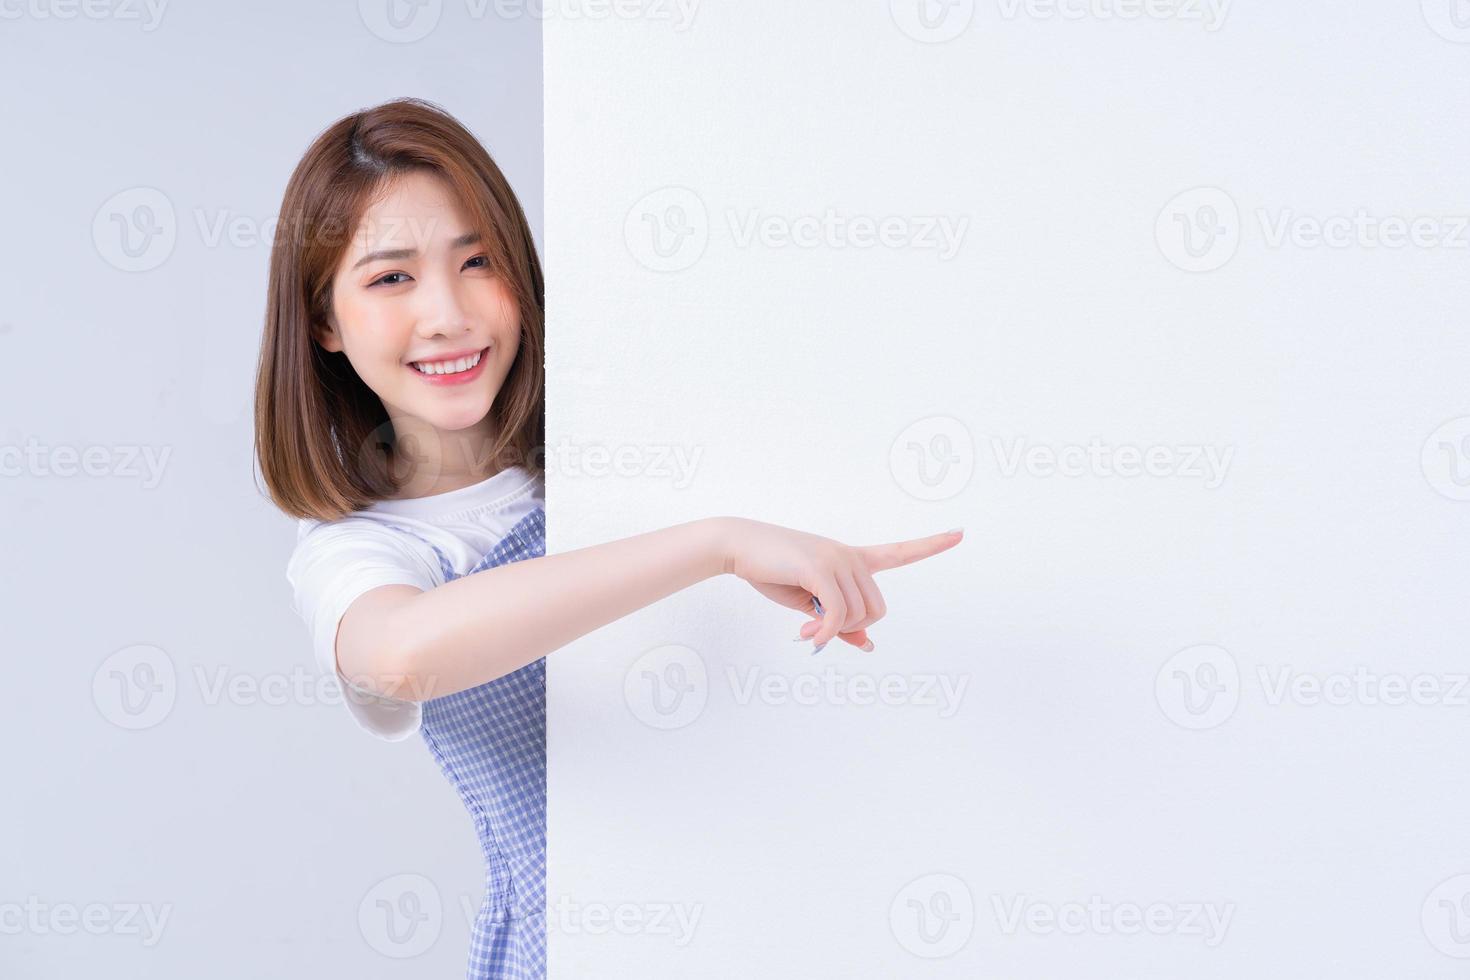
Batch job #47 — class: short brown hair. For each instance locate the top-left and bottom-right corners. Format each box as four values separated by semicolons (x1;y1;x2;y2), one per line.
253;97;544;522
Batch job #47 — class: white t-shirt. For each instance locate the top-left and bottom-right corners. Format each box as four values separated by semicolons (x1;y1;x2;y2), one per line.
285;464;545;741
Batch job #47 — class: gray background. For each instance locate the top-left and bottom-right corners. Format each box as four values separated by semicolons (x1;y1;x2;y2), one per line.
1;2;542;977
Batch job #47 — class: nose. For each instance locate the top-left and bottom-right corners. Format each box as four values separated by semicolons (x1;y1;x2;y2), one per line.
414;268;475;340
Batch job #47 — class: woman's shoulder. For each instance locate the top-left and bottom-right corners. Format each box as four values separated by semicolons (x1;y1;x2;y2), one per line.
293;511;399;546
287;511;441;578
288;465;542;565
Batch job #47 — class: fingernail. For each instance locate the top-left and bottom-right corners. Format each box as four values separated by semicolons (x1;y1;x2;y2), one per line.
859;638;875;652
792;633;808;641
946;527;964;536
812;641;828;654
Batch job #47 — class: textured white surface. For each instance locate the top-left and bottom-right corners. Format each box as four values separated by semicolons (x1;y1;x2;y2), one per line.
546;3;1470;977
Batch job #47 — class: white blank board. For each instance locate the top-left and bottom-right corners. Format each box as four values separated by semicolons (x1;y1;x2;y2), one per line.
545;4;1470;976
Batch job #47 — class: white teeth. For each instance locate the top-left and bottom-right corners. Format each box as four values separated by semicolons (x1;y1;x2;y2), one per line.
412;350;482;375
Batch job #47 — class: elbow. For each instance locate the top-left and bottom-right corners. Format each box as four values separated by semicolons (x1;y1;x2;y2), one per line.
337;622;435;704
372;663;432;703
374;634;436;703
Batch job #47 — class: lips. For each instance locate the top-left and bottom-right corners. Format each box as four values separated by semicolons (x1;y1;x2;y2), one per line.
406;345;491;386
409;346;483;372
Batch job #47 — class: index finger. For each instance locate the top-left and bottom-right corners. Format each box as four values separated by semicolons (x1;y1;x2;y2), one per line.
856;528;964;574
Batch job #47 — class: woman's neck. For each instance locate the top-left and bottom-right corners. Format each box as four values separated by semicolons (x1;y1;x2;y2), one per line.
384;415;508;500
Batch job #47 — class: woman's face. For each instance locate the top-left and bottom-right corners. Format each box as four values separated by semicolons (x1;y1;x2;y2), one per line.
317;170;520;441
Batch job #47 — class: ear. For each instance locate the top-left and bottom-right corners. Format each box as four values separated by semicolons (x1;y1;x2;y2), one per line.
312;311;344;354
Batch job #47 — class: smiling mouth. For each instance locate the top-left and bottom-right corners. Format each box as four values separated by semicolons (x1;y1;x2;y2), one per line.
409;347;488;376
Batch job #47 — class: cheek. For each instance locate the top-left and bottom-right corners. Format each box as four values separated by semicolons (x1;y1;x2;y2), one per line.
478;278;520;324
335;298;404;361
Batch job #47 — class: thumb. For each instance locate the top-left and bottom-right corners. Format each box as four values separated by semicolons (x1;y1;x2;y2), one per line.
797;618;873;652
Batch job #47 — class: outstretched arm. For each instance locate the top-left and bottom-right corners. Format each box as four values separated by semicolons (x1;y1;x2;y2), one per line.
337;515;963;702
337;516;728;701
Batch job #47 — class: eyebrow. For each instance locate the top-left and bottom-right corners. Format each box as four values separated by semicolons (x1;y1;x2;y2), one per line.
352;231;482;270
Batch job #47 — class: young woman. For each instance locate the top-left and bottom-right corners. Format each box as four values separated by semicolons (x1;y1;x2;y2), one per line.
253;96;962;979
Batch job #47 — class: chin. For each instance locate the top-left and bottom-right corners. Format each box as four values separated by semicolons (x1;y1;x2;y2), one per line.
427;400;496;431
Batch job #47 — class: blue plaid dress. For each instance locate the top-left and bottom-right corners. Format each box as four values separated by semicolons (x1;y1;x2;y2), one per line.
380;506;547;978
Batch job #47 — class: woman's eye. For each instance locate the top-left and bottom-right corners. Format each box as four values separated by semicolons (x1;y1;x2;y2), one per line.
368;257;485;287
